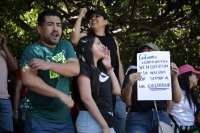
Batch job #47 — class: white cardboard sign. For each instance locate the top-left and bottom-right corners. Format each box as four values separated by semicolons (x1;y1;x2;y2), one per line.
137;51;172;100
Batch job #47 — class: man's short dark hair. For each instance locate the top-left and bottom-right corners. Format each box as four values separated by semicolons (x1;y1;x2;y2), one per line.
37;9;62;26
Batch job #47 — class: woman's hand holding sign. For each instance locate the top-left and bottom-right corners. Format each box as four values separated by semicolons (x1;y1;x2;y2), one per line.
170;63;179;78
170;62;182;103
128;72;142;86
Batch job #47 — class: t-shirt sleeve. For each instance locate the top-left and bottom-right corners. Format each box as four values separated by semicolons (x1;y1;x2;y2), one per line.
122;69;137;90
79;62;91;79
20;44;40;67
64;41;78;59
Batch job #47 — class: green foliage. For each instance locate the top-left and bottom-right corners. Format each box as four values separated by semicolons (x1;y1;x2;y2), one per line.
0;0;200;72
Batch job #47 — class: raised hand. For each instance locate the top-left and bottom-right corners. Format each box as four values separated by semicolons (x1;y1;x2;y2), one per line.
79;8;87;19
171;63;179;77
102;47;111;68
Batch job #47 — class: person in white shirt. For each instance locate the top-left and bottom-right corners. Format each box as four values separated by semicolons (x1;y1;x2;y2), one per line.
0;32;18;132
169;64;200;133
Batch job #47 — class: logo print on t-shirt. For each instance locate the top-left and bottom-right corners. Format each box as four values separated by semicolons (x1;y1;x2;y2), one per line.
99;72;109;82
46;50;66;79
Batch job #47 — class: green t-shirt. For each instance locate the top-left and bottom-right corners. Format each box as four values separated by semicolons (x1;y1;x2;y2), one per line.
20;40;77;123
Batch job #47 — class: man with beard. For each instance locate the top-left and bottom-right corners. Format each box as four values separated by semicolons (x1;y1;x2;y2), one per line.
20;9;80;133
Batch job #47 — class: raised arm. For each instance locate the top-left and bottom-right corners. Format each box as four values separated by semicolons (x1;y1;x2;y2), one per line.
77;74;110;133
29;58;80;77
171;63;182;103
102;47;121;95
70;8;87;46
0;34;18;71
21;67;74;108
114;39;124;86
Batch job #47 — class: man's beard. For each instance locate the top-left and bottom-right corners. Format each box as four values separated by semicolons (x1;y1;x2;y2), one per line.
43;36;60;46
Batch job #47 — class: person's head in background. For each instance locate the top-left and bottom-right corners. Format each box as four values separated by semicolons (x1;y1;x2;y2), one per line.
86;8;112;37
132;42;160;66
138;42;160;53
179;64;200;90
178;64;200;108
37;9;62;47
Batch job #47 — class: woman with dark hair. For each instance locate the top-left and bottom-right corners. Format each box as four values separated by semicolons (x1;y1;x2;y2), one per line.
75;35;121;133
121;42;182;133
169;64;200;133
70;8;126;133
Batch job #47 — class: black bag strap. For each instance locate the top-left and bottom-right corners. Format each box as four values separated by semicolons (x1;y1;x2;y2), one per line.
169;114;180;129
154;100;161;121
154;100;166;133
154;101;177;133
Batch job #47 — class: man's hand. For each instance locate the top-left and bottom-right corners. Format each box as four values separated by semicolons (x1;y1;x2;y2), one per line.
29;58;50;70
59;92;74;108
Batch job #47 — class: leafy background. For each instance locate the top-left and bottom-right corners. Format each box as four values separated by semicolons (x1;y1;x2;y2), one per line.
1;0;200;71
1;0;200;74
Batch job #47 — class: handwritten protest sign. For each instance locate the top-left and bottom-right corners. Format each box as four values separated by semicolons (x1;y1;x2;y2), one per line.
137;51;172;100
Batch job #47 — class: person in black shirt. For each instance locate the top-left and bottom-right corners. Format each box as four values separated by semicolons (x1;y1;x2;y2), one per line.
121;42;182;133
70;8;126;133
75;35;121;133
